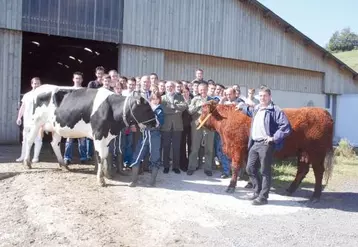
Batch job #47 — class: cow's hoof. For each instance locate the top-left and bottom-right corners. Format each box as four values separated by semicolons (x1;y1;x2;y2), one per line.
60;164;70;171
285;189;293;196
98;177;106;187
226;187;235;193
23;160;32;169
309;196;320;203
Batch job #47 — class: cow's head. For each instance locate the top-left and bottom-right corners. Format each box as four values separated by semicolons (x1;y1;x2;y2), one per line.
196;100;220;130
126;95;157;129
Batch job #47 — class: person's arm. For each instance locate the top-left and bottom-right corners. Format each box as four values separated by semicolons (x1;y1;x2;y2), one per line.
173;95;188;112
236;102;255;118
188;98;201;115
16;102;25;125
161;95;176;115
272;108;292;143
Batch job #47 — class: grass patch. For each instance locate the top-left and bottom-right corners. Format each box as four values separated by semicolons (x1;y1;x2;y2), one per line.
271;161;315;191
333;50;358;72
271;156;358;192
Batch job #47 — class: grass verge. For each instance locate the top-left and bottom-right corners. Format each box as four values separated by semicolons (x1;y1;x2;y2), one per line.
271;156;358;192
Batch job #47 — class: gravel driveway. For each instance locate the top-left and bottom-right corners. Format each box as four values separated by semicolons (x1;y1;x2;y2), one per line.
1;145;357;247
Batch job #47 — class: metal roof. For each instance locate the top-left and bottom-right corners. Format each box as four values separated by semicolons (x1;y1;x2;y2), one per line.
245;0;358;79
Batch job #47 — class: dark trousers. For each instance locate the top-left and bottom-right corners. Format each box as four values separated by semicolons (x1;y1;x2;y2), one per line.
246;141;274;199
179;125;191;171
161;130;182;169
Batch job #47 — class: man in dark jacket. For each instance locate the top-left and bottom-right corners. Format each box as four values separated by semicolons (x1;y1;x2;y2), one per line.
237;86;291;206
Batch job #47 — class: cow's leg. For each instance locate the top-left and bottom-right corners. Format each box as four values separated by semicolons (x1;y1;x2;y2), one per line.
93;140;109;187
23;125;42;169
226;160;240;193
286;155;310;196
311;158;325;202
50;132;68;170
226;149;247;193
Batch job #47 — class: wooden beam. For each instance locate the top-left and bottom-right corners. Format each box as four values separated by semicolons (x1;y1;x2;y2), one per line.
303;39;310;46
263;10;270;18
284;26;293;33
322;52;329;60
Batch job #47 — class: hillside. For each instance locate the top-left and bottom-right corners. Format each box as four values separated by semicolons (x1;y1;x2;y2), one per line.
333;50;358;72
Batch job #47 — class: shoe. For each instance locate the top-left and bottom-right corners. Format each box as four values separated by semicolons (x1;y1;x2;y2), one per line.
163;168;169;174
220;174;229;179
172;168;181;174
187;170;194;175
204;170;212;176
247;193;259;201
64;159;71;165
129;166;140;187
31;158;39;163
245;182;253;189
252;197;268;205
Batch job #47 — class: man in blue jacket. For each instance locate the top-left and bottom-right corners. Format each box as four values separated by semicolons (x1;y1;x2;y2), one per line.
237;86;291;205
129;91;165;187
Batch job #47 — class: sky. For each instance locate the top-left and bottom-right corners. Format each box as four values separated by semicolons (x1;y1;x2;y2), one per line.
257;0;358;47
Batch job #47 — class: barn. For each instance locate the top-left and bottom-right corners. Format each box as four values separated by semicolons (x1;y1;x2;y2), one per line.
1;0;358;145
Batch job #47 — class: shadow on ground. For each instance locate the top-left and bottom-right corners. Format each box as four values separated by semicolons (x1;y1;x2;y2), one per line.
2;144;358;213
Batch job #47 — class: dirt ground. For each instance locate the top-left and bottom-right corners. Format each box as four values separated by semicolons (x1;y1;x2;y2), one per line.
1;144;358;247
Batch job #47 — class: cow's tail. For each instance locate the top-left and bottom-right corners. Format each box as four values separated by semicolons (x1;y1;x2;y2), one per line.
323;148;335;185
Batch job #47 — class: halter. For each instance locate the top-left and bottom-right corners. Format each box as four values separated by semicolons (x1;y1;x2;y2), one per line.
122;95;157;130
196;102;218;130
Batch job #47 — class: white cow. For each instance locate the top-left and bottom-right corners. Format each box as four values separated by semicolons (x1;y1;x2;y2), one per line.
24;84;156;186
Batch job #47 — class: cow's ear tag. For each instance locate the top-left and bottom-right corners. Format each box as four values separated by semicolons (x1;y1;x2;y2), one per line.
136;99;141;105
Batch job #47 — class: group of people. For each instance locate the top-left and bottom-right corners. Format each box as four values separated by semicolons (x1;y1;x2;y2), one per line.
16;67;291;206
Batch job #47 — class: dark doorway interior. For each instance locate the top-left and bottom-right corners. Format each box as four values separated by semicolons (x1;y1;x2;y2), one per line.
21;32;118;93
19;32;118;144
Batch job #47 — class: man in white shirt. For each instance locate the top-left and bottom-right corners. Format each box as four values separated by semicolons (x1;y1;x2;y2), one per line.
63;72;87;165
16;77;42;162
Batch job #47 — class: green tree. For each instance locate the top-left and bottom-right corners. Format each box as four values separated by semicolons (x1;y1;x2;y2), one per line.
327;27;358;52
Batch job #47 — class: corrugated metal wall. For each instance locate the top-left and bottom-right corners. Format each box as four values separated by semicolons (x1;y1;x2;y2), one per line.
0;29;22;143
21;0;123;43
0;0;22;30
119;45;164;78
164;51;323;94
122;0;357;94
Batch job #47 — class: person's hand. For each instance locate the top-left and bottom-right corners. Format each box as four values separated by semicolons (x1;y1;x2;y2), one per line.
235;102;245;111
183;91;190;101
130;125;137;132
16;118;22;126
264;136;274;144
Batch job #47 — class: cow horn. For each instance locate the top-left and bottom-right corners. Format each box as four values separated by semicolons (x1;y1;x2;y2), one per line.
196;113;212;130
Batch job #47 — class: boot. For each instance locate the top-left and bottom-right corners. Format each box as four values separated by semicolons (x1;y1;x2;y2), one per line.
32;142;42;163
149;167;159;187
128;166;139;187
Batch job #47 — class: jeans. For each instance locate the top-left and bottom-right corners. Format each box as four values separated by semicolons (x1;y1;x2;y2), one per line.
246;141;275;199
86;138;93;159
130;129;161;169
123;131;134;165
64;138;87;161
214;132;231;176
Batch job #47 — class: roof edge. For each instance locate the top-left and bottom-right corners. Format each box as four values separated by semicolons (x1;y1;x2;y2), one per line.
244;0;358;79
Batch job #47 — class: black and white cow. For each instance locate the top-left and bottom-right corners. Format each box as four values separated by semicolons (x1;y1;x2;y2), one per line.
24;84;156;186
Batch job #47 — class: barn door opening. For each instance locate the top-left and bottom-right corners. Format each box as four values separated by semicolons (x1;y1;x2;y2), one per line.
20;32;119;143
21;31;119;93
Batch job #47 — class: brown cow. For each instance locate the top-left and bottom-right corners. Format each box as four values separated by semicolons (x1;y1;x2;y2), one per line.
198;101;334;201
